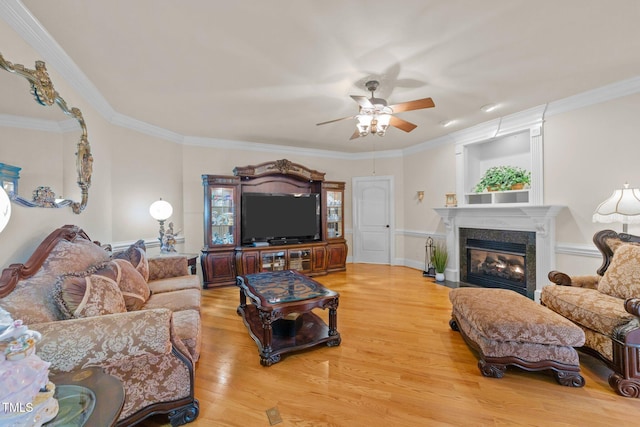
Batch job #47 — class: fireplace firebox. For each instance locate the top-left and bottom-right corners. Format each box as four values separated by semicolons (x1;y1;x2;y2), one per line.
459;228;536;299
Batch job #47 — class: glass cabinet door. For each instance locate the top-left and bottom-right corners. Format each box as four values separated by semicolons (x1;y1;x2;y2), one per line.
209;187;236;246
326;190;343;239
288;249;312;271
262;251;286;271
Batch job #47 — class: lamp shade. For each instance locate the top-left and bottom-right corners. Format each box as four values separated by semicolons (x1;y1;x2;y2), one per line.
149;199;173;221
593;184;640;226
0;186;11;233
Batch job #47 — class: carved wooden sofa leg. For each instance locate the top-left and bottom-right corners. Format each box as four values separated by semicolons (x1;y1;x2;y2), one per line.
609;374;640;398
609;321;640;398
168;400;200;426
555;370;586;388
478;359;507;378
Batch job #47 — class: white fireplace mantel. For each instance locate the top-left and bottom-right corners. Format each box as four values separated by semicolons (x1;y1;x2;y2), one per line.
434;205;564;301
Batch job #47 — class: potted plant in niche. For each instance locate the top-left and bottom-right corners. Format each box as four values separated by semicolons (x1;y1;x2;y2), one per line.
473;166;531;193
431;241;449;282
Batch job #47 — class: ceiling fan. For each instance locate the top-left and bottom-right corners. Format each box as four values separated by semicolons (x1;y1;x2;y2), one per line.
316;80;435;140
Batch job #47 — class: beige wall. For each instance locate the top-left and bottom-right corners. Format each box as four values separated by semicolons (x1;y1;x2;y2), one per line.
543;92;640;274
400;142;456;268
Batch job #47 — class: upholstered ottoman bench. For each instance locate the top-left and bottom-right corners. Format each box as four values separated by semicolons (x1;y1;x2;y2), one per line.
449;287;586;387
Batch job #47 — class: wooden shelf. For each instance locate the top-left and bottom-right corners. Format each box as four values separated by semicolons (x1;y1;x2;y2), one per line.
465;189;529;205
239;304;332;354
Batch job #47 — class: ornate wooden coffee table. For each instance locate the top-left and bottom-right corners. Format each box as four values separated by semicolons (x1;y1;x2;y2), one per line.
236;270;341;366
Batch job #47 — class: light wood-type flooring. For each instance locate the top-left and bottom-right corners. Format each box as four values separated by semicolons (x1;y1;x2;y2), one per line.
146;264;640;426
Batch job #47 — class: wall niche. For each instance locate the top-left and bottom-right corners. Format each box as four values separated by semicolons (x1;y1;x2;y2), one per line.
453;106;545;207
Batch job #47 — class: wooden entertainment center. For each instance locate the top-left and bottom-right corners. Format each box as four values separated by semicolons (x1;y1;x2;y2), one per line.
201;159;347;288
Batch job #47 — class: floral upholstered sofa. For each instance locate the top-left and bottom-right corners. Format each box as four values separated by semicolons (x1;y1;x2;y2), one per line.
541;229;640;398
0;225;201;426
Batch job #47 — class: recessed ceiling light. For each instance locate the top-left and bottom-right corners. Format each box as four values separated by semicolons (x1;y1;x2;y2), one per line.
481;104;498;113
439;120;454;127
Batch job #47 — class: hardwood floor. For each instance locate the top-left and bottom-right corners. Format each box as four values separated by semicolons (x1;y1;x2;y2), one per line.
153;264;640;426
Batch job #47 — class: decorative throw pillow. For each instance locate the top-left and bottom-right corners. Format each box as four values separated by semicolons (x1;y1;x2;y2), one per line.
53;262;126;319
113;240;149;282
113;259;151;311
38;238;111;278
598;244;640;299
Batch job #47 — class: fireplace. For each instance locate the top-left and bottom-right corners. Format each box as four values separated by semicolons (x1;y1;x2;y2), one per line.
459;228;536;299
434;204;563;302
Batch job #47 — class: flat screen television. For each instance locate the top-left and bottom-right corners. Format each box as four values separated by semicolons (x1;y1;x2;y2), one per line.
241;192;321;244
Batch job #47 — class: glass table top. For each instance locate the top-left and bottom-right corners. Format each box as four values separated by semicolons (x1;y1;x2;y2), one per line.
45;385;96;427
242;270;336;303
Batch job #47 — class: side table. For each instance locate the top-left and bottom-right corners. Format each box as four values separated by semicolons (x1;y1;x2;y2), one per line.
46;367;125;427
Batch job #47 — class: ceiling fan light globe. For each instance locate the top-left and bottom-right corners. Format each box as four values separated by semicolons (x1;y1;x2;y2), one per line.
376;113;391;127
356;116;370;136
357;126;369;136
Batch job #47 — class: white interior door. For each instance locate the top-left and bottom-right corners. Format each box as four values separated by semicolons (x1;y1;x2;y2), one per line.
352;176;394;264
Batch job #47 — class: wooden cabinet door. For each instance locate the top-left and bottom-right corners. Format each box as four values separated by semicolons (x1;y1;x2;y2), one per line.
327;242;347;272
201;251;236;288
312;246;327;272
237;250;260;275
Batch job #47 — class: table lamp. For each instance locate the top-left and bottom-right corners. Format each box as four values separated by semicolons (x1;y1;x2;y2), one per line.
593;183;640;233
149;198;173;247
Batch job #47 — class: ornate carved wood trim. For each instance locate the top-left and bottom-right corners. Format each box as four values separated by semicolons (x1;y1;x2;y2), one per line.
0;225;91;297
547;271;572;286
233;159;325;182
593;229;640;276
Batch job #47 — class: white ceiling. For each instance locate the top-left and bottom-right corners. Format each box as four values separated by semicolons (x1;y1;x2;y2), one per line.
10;0;640;153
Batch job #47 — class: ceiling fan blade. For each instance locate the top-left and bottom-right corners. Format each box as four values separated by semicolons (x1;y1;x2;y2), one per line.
350;95;374;109
349;129;361;140
389;97;435;113
389;116;418;133
316;115;355;126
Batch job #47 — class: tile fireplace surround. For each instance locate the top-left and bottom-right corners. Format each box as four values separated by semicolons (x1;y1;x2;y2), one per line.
434;206;563;302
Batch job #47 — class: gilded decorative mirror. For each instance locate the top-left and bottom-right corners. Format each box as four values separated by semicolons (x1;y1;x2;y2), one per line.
0;53;92;213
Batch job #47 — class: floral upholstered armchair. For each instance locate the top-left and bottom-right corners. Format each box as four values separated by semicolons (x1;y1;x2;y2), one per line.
0;225;200;426
541;229;640;398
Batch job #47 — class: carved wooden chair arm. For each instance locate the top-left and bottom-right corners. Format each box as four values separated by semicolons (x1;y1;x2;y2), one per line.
548;271;571;286
625;298;640;317
547;271;600;289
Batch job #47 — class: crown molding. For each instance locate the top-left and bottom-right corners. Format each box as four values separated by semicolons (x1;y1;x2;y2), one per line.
546;75;640;117
111;112;184;144
0;113;79;133
450;105;546;147
183;136;406;160
3;0;640;160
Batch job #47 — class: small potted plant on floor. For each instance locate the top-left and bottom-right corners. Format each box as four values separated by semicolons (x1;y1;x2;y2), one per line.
473;166;531;192
431;241;449;282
